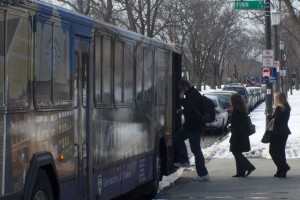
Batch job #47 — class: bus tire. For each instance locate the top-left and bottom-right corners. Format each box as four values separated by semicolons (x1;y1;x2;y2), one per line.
31;170;54;200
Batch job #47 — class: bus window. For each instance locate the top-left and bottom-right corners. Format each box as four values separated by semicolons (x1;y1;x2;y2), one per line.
123;44;134;103
7;14;29;106
154;49;167;105
136;46;152;103
35;21;52;106
95;35;112;106
0;12;4;106
114;40;134;105
53;25;70;106
114;41;123;104
143;47;153;101
35;19;71;108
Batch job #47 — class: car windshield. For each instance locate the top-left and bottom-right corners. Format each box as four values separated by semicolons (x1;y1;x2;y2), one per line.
224;87;245;95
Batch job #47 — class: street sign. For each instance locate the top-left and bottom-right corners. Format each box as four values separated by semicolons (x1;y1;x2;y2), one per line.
274;61;280;72
262;67;272;79
234;1;265;10
280;68;286;77
262;50;274;67
262;67;277;83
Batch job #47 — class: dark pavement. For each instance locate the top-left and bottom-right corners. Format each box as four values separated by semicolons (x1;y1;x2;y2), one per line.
155;158;300;199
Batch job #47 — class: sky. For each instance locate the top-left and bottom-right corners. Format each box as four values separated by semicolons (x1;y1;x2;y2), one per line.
158;88;300;192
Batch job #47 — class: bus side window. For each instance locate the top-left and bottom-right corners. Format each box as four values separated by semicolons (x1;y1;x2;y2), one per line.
154;49;167;105
114;40;134;105
53;25;71;106
136;45;153;103
6;13;30;106
73;50;79;108
95;35;112;106
35;18;71;108
35;20;52;106
0;12;4;106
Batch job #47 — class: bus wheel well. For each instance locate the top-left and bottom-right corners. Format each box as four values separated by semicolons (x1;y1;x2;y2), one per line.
39;165;60;200
31;169;55;200
24;152;60;200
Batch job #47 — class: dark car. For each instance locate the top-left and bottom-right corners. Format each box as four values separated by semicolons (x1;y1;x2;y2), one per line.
205;90;237;123
222;85;250;111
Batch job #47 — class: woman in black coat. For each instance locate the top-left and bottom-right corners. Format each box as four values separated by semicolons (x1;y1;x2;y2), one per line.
230;93;255;177
268;92;291;178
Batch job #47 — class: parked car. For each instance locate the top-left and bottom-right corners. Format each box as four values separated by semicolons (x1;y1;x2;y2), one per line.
222;84;250;111
204;91;236;124
248;86;265;103
245;87;257;111
203;95;229;135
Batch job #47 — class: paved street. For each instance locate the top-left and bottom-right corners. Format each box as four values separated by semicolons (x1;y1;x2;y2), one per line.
155;158;300;199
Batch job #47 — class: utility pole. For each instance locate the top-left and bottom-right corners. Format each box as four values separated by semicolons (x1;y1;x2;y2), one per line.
265;0;273;126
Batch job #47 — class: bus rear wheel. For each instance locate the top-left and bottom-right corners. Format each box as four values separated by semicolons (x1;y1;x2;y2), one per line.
31;170;54;200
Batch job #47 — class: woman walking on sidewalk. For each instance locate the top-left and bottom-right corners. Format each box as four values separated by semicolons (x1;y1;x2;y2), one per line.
267;92;291;178
230;93;255;177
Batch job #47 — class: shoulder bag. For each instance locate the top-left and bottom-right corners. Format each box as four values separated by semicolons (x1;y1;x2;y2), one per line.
261;119;274;143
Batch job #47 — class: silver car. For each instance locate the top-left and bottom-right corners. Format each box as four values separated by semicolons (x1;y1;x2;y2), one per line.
204;95;229;135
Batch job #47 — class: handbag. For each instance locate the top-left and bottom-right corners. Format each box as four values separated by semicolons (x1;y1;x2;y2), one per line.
261;119;274;143
246;115;256;136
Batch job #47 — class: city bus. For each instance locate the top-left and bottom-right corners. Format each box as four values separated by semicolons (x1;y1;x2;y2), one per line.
0;0;182;199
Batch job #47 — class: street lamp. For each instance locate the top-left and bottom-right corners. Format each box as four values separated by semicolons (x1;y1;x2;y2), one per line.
271;9;281;92
279;41;285;92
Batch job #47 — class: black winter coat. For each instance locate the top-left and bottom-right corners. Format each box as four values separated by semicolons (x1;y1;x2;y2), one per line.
229;108;251;152
181;87;204;132
270;103;291;138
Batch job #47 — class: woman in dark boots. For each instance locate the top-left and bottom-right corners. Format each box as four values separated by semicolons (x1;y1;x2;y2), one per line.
268;92;291;178
230;93;256;177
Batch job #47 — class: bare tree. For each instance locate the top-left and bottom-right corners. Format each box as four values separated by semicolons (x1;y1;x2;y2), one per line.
163;0;246;89
57;0;92;14
113;0;170;37
90;0;114;23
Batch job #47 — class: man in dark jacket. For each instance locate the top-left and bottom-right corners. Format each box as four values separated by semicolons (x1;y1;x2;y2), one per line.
174;80;209;181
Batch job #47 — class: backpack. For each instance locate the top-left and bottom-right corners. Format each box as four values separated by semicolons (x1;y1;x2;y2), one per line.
202;95;216;123
246;115;256;136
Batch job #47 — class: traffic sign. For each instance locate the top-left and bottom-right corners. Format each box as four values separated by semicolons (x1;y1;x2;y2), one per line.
262;49;274;67
234;1;265;10
280;68;286;77
262;67;277;83
274;61;280;72
262;67;272;79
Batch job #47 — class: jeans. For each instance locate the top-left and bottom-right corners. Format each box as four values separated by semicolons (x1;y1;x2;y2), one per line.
174;128;208;176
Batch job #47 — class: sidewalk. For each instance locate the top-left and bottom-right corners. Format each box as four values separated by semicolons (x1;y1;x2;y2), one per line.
156;158;300;199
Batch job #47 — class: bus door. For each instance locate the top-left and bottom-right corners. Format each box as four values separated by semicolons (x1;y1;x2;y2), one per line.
74;36;90;200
